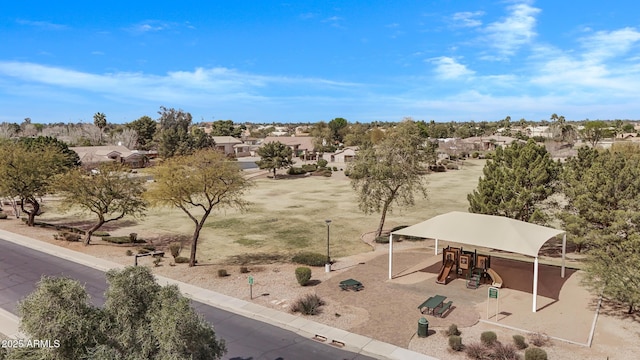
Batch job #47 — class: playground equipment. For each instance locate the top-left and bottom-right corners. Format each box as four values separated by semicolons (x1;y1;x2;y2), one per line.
436;246;504;289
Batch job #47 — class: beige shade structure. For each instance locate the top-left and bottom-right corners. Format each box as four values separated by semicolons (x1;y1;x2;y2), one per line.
389;211;566;312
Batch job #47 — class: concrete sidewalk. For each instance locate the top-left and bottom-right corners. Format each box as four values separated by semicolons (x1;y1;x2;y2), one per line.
0;229;436;360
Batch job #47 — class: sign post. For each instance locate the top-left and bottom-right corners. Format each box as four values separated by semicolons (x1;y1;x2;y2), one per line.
487;286;499;321
248;275;254;300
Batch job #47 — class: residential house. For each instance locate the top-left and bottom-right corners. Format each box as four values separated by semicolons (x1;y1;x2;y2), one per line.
211;136;243;157
461;136;522;151
326;147;358;163
261;136;316;159
70;145;149;168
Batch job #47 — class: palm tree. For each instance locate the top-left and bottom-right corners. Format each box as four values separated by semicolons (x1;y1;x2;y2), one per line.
550;113;577;146
93;112;107;144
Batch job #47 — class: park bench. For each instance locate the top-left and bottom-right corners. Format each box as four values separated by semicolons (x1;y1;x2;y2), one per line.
434;301;453;317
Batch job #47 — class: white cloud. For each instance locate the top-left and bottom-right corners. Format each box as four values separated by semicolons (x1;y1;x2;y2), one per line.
429;57;475;79
451;11;484;28
16;19;67;30
580;27;640;62
127;21;171;34
484;3;540;58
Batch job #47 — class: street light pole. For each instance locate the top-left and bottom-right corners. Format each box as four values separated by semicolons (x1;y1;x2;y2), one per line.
325;219;332;273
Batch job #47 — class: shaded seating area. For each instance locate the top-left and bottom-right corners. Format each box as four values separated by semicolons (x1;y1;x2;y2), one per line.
339;278;364;291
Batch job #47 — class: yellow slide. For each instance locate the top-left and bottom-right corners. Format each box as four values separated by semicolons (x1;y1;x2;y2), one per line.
436;259;454;284
487;268;503;288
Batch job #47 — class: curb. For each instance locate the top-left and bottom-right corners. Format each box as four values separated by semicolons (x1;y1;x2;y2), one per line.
0;229;436;360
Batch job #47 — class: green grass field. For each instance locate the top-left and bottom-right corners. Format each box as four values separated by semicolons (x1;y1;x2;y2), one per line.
38;160;486;263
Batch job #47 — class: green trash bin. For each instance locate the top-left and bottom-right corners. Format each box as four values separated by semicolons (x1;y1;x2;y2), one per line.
417;317;429;338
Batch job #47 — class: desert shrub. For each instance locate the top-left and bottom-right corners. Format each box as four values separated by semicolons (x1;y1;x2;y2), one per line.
317;159;328;168
513;334;528;349
465;342;490;360
62;232;81;242
240;266;249;273
448;335;463;351
287;167;307;175
129;233;138;242
311;169;332;177
290;293;325;315
125;250;133;256
103;236;134;244
446;324;461;336
138;248;151;254
292;252;326;267
141;245;155;252
217;269;228;277
429;164;446;172
375;235;389;243
472;151;480;158
174;256;189;264
529;332;550;347
524;347;548;360
446;163;459;170
93;231;110;237
332;166;338;171
481;331;497;346
169;242;182;259
0;213;8;220
493;342;519;360
389;225;409;232
295;267;312;286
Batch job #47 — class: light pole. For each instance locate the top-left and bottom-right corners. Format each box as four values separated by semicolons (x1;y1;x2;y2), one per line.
325;219;332;273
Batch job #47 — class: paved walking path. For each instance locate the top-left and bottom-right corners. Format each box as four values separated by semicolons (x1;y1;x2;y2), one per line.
0;229;435;360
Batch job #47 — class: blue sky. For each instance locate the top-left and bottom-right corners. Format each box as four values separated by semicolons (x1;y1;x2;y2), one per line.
2;1;640;124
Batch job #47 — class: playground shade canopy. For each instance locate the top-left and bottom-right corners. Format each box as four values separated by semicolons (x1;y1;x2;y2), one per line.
391;211;564;257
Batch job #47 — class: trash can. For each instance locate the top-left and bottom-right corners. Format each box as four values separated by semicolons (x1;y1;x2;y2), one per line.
417;317;429;338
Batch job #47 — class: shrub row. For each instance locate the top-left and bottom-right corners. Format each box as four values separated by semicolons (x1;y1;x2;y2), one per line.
292;252;326;267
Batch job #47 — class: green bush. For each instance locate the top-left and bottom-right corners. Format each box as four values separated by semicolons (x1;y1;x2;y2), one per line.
93;231;110;237
513;334;528;349
0;213;8;220
290;293;325;315
169;242;182;259
287;167;307;175
448;335;463;351
481;331;497;346
129;233;138;242
524;347;548;360
389;225;409;232
175;256;189;264
292;252;326;267
332;166;338;171
317;159;328;168
375;235;389;243
301;164;317;172
138;248;151;254
217;269;228;277
446;324;461;336
493;343;519;360
472;151;480;158
464;342;490;360
295;267;312;286
54;232;81;242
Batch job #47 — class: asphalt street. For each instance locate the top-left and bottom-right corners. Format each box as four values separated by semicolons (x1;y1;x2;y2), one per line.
0;238;375;360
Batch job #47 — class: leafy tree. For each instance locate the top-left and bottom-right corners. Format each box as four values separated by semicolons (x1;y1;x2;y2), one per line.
328;117;348;143
256;141;294;179
18;136;80;168
146;149;250;267
560;144;640;313
9;266;226;359
348;120;434;237
467;139;559;223
342;122;370;147
156;106;195;158
581;120;611;147
209;120;245;138
126;115;158;150
0;140;77;226
53;162;147;245
310;121;334;153
192;127;216;150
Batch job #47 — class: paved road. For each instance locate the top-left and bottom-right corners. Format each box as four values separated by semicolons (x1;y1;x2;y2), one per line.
0;238;375;360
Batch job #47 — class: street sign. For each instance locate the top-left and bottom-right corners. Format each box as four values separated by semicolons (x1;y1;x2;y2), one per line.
248;276;254;285
489;287;499;299
248;276;254;300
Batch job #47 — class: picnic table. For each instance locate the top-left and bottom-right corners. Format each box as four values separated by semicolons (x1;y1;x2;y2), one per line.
418;295;447;315
339;278;363;291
